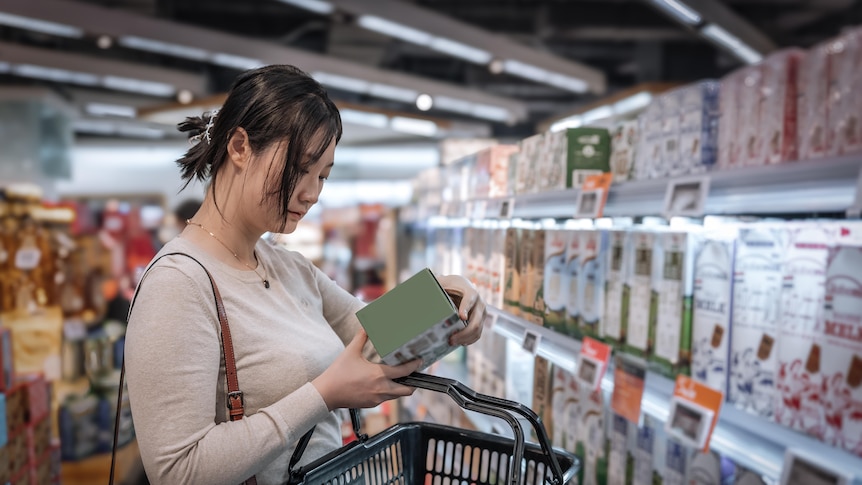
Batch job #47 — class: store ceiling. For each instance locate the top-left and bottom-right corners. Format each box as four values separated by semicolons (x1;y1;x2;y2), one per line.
0;0;860;142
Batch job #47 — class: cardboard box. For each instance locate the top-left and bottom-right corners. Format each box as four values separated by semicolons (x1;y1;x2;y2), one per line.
543;229;570;333
623;231;658;358
603;229;631;348
578;230;609;340
565;128;611;187
356;268;466;369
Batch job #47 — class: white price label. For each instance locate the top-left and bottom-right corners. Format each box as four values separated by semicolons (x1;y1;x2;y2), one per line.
662;175;711;219
14;248;41;270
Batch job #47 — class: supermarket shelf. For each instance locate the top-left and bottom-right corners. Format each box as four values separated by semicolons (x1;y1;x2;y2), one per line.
405;155;862;222
485;306;862;484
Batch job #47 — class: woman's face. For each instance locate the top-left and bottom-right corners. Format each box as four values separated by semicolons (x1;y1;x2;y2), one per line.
281;135;336;234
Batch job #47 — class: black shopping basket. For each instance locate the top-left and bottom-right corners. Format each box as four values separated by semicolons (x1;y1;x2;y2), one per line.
287;373;580;485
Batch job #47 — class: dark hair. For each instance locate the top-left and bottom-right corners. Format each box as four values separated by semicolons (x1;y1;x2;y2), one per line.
176;65;342;229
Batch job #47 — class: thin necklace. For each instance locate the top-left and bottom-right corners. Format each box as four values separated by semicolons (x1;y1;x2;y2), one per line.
186;219;270;289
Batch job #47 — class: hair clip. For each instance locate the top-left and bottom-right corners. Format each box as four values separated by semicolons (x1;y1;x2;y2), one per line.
203;108;219;145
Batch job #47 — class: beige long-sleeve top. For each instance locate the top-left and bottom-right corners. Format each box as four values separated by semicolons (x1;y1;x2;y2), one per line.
125;236;365;485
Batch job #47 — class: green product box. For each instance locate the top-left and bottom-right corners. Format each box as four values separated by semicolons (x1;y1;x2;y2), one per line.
565;127;612;187
356;268;466;369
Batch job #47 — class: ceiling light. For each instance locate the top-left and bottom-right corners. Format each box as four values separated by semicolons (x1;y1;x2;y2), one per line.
550;116;583;133
274;0;334;15
357;15;432;45
211;53;263;70
390;117;438;137
117;125;166;139
177;89;194;104
118;36;209;61
340;108;388;129
701;24;764;64
650;0;702;25
85;103;137;118
96;35;113;49
103;75;176;97
73;119;115;135
545;73;590;93
428;37;493;64
368;83;418;103
488;59;505;75
312;71;370;94
502;59;549;83
0;12;83;38
0;62;10;73
470;104;510;122
613;92;653;114
415;94;434;111
12;64;99;85
433;96;474;115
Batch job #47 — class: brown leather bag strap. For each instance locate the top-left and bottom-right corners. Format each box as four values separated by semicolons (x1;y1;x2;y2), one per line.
111;252;256;485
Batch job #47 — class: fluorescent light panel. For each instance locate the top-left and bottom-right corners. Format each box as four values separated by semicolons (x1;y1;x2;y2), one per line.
358;15;432;45
12;64;99;85
118;36;209;61
546;72;589;93
650;0;702;25
390;117;438;137
85;103;137;118
550;117;583;133
0;12;83;38
211;53;263;70
581;105;614;124
274;0;334;15
312;71;370;94
368;83;418;103
502;59;549;83
470;104;510;122
614;92;653;114
103;75;176;97
701;24;764;64
428;37;492;64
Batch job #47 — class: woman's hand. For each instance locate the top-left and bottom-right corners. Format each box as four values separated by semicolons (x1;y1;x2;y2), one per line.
437;274;487;346
312;330;422;411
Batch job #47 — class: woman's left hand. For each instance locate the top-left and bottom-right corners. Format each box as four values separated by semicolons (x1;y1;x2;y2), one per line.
437;274;487;346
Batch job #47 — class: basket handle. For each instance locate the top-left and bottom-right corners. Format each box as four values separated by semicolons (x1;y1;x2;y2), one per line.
395;372;566;485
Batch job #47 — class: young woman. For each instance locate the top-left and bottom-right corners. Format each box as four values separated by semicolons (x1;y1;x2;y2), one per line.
125;65;486;485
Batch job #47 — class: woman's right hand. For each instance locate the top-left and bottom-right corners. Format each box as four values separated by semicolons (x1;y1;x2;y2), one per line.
312;329;422;410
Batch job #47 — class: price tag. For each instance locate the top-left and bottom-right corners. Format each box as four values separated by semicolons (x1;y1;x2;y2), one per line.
847;166;862;219
521;329;541;355
575;173;613;219
779;449;851;485
662;175;711;218
611;354;646;424
500;198;515;219
665;375;723;451
577;337;611;391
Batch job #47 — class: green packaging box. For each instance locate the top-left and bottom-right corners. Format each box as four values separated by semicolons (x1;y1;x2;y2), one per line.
356;268;466;369
565;127;612;187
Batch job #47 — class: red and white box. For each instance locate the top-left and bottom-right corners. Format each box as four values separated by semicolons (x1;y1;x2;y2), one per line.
798;42;831;160
717;70;742;170
761;49;804;165
826;31;859;157
489;145;519;198
737;65;765;167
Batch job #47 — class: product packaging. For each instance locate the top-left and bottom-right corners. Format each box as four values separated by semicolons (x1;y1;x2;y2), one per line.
529;229;547;326
623;231;658;359
738;65;765;167
635;100;664;180
532;356;554;437
488;145;520;198
660;91;683;178
717;70;742;170
543;229;571;333
564;229;583;338
565;127;612;187
574;383;609;485
610;120;639;182
603;229;631;349
798;42;830;160
489;227;507;309
826;31;859;157
664;439;689;485
541;130;569;192
518;227;535;319
632;418;658;485
607;413;633;485
761;49;804;165
503;227;521;317
518;134;543;194
578;230;609;340
679;81;721;174
356;268;466;369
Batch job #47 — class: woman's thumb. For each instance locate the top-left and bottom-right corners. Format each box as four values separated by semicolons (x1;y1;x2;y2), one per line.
348;328;369;351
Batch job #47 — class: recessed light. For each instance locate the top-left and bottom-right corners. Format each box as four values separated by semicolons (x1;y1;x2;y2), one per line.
415;94;433;111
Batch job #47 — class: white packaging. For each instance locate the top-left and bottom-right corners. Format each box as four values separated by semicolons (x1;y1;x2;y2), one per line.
633;420;656;485
635;101;663;180
738;65;765;167
775;223;834;437
544;229;571;334
624;231;658;357
610;120;639;182
664;439;689;485
578;230;609;340
717;70;741;170
551;365;582;452
819;245;862;457
603;230;630;346
564;230;583;338
798;43;830;160
541;130;568;191
575;383;607;485
679;82;720;175
761;49;804;165
660;91;682;178
729;225;787;419
607;414;630;485
826;32;858;157
691;232;737;394
840;28;862;155
518;133;544;194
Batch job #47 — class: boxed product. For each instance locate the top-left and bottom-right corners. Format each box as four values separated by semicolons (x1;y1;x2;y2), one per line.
489;228;507;309
660;90;683;177
649;230;702;378
838;28;862;155
564;229;583;338
574;383;609;485
551;364;580;450
578;230;609;340
506;151;519;197
503;227;521;316
543;229;571;333
488;145;519;198
623;231;658;359
473;149;492;199
664;439;689;485
798;42;831;160
819;245;862;457
540;130;569;192
729;225;787;419
16;373;50;425
603;229;631;349
635;100;664;180
518;133;543;194
564;127;612;187
717;70;743;170
775;223;834;437
518;227;535;319
607;413;633;485
738;65;765;167
610;120;639;182
532;357;554;436
826;31;859;157
761;49;804;165
633;419;658;485
679;81;720;174
691;232;737;394
528;229;547;326
356;268;466;368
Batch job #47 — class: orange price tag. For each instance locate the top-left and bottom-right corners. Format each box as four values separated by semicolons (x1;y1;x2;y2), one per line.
575;173;614;219
667;375;724;452
611;355;646;424
578;337;611;391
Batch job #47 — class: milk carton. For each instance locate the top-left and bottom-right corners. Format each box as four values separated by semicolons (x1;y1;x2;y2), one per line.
518;134;543;194
839;28;862;155
761;49;803;165
529;229;547;326
541;129;570;191
738;65;765;167
503;227;521;316
729;225;787;419
565;127;612;187
635;101;663;180
544;229;571;333
798;43;830;160
691;231;737;394
623;231;659;359
518;227;535;319
679;81;720;174
574;384;608;485
489;227;507;309
660;91;682;178
775;223;834;437
664;439;689;485
579;230;609;340
610;120;639;182
551;365;578;449
565;230;583;338
633;420;658;485
603;229;631;349
649;231;702;378
717;70;742;170
819;245;862;457
607;414;631;485
488;145;519;198
826;32;859;157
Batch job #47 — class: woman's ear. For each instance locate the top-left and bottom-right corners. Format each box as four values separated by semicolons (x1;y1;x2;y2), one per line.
227;127;252;170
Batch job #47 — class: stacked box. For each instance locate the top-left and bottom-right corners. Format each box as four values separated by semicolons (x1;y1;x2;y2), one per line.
564;230;583;338
738;65;765;167
607;413;632;485
506;151;519;197
717;70;743;170
503;227;521;316
528;229;547;326
679;81;720;174
635;100;663;180
649;231;702;378
729;225;787;419
518;228;535;320
819;245;862;457
839;28;862;155
539;130;566;192
762;49;804;165
798;42;831;160
543;229;571;333
488;145;519;198
579;230;609;340
691;232;737;394
775;223;834;438
518;134;543;194
660;91;683;178
603;229;631;349
623;231;658;359
565;128;611;187
489;228;506;309
826;32;859;157
610;120;639;182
